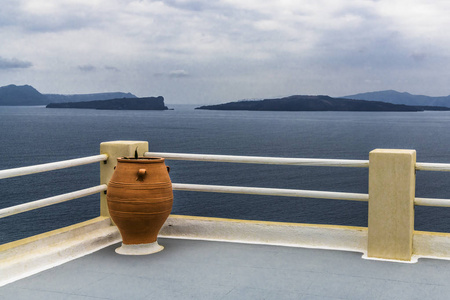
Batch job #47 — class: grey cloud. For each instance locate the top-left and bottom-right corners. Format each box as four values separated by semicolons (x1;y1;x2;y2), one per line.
310;6;413;71
317;41;414;70
411;52;426;62
161;0;220;12
78;65;96;72
0;57;32;69
105;65;120;72
0;2;19;27
24;16;96;33
2;1;104;33
3;0;448;101
159;0;242;22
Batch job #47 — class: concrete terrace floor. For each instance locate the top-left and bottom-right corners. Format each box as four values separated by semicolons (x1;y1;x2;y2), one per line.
1;238;450;300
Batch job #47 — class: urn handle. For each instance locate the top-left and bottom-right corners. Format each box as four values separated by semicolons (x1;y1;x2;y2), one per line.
137;169;147;181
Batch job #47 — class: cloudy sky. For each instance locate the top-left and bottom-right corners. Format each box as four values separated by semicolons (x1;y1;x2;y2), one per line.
1;0;450;104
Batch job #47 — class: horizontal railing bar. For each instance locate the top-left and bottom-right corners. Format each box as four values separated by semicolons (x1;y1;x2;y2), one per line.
172;183;369;202
0;185;107;219
0;154;108;180
415;197;450;207
415;162;450;172
146;152;369;168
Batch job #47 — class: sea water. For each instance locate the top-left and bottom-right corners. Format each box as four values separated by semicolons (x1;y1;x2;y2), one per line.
1;105;450;243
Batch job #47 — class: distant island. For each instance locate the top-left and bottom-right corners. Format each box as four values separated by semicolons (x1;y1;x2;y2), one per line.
3;83;450;111
46;96;169;110
196;95;450;112
0;84;137;106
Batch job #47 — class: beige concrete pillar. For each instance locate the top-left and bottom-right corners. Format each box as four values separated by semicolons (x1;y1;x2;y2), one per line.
367;149;416;261
100;141;149;217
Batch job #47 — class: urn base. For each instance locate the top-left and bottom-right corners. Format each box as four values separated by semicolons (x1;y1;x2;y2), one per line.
115;241;164;255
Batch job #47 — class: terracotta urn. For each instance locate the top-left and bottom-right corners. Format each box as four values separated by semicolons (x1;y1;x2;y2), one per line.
107;157;173;255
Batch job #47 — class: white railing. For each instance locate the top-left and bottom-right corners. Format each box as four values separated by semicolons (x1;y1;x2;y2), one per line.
146;152;370;168
148;152;450;172
0;185;107;219
146;152;450;208
1;149;450;236
0;155;107;179
2;150;450;224
172;183;368;201
147;152;369;202
414;163;450;206
0;155;108;219
415;162;450;172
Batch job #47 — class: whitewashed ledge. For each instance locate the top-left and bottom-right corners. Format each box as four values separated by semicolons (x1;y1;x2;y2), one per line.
161;215;450;263
2;214;450;287
0;217;120;287
159;215;368;253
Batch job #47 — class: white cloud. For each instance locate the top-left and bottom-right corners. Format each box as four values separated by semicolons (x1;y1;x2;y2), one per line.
169;70;189;78
153;70;190;78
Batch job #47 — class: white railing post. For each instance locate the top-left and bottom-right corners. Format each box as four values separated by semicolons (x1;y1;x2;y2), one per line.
367;149;416;261
99;141;149;217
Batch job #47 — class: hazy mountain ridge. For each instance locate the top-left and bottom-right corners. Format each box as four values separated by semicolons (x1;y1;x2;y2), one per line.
195;95;444;112
46;96;168;110
45;92;137;103
0;84;48;106
0;84;137;106
343;90;450;107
